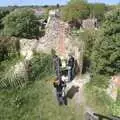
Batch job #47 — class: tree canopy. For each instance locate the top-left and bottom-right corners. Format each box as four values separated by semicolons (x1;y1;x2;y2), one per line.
91;9;120;84
62;0;89;22
62;0;107;26
0;9;10;31
2;8;40;38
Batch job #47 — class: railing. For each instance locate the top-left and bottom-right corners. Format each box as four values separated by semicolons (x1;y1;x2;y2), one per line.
94;113;120;120
85;112;120;120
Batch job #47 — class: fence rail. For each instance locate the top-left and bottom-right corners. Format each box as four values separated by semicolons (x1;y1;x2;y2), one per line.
85;112;120;120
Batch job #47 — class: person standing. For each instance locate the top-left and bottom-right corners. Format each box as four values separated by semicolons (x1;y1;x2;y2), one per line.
53;54;62;80
68;54;75;81
53;78;66;105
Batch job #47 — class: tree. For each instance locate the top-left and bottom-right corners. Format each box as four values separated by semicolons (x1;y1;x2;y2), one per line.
2;8;40;38
68;0;87;4
90;9;120;87
56;4;60;8
0;9;10;30
89;3;107;22
62;0;89;22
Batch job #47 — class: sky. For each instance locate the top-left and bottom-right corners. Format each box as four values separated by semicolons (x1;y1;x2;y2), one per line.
0;0;119;7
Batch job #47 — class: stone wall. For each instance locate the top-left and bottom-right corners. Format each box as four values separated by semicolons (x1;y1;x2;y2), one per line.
20;39;38;60
82;18;97;29
19;9;81;72
107;75;120;101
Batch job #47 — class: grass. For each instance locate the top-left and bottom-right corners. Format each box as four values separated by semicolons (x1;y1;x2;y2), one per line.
0;56;25;89
0;75;85;120
84;83;112;115
111;89;120;116
84;83;120;117
0;56;22;73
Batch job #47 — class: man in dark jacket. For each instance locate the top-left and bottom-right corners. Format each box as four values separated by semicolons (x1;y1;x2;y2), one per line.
53;78;66;105
68;54;75;81
53;55;62;80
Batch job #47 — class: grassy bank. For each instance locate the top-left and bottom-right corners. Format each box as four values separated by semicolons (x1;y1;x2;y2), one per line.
0;53;85;120
84;83;120;116
0;76;84;120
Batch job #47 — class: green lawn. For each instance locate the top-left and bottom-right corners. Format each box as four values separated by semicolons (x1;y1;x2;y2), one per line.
84;83;120;116
0;76;84;120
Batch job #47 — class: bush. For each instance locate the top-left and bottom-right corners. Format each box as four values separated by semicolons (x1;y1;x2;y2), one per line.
84;84;113;115
80;30;96;58
2;8;40;38
0;9;10;31
62;0;89;22
30;53;54;80
90;9;120;86
0;37;20;62
0;57;25;89
0;80;45;120
111;101;120;116
76;30;96;73
85;83;120;116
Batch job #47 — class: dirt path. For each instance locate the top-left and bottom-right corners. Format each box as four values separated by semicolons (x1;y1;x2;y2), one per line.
65;74;92;119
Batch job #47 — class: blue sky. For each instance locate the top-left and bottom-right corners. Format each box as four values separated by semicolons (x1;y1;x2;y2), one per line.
0;0;119;6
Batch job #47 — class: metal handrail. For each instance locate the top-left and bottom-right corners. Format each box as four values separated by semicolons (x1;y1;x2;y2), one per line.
93;113;120;120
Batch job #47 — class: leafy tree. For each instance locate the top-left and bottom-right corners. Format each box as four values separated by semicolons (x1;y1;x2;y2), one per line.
89;3;107;22
68;0;87;4
0;9;10;31
30;53;54;80
62;0;89;22
2;8;40;38
90;9;120;87
0;37;20;62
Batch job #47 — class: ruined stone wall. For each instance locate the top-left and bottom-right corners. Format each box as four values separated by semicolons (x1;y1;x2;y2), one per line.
20;39;38;60
82;18;97;29
19;9;81;71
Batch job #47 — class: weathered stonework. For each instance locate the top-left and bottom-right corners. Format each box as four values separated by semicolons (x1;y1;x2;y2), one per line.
107;75;120;101
82;18;97;29
20;39;38;60
19;9;82;73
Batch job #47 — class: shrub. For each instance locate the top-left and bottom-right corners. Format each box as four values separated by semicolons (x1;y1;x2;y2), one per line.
0;9;10;31
90;74;109;88
62;0;89;22
84;84;113;115
111;101;120;116
30;53;54;80
89;3;107;22
0;37;20;62
2;8;40;38
0;57;25;89
77;30;96;73
90;9;120;87
0;53;54;89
